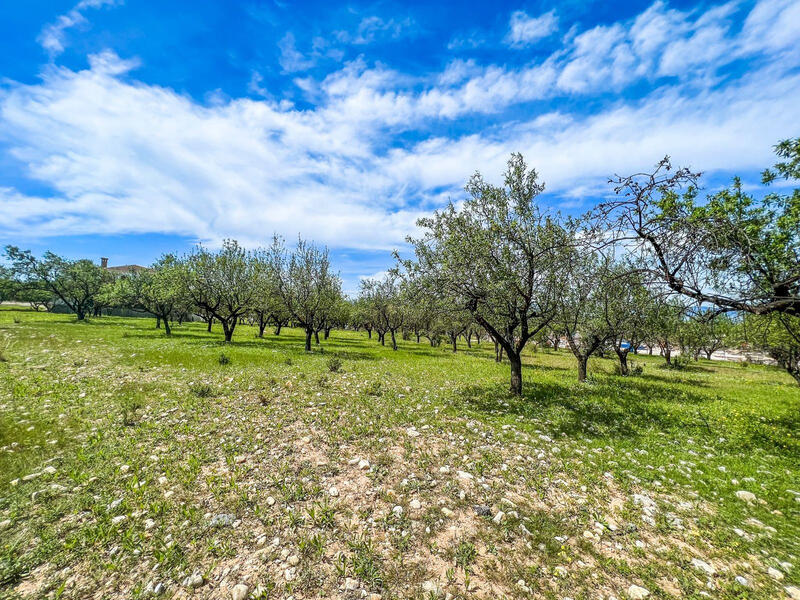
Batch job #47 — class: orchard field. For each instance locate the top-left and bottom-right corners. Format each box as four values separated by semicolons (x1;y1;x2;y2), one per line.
1;306;799;600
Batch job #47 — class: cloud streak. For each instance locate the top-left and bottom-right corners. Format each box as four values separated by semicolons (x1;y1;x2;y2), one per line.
2;0;799;253
37;0;122;57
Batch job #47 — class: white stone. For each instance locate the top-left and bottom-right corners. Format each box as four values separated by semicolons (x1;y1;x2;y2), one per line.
344;577;359;590
231;584;249;600
358;459;370;470
627;585;650;599
785;586;800;600
422;580;441;594
410;499;422;510
691;558;715;575
768;567;784;580
736;490;757;502
328;486;339;497
182;573;204;589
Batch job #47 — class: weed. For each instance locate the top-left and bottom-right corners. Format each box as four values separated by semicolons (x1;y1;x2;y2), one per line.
189;383;214;397
326;355;342;373
453;540;477;573
346;537;383;589
364;380;382;396
0;335;13;362
218;352;230;365
120;397;143;426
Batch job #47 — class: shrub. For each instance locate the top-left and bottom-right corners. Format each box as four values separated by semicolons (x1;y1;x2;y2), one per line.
120;397;142;426
613;360;644;376
218;353;230;366
189;383;214;398
0;335;13;362
364;381;382;396
326;355;342;373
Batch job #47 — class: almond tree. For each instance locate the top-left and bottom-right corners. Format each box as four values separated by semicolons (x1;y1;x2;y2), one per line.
274;237;342;352
251;246;291;337
601;268;653;375
402;153;569;395
359;270;408;350
182;240;261;342
109;255;186;335
5;246;110;320
554;250;613;383
748;313;800;385
599;138;799;317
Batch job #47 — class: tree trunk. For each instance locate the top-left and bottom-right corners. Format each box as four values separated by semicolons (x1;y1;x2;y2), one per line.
324;327;331;340
305;328;312;352
156;316;161;329
415;332;420;343
76;308;86;321
648;345;653;355
663;345;671;365
274;322;282;335
494;341;501;362
615;347;629;376
207;317;213;332
466;332;472;348
222;319;235;342
366;327;372;339
450;334;457;352
390;329;397;351
314;330;320;345
509;352;522;395
379;332;385;346
163;316;172;336
706;349;713;360
258;314;266;338
577;355;588;383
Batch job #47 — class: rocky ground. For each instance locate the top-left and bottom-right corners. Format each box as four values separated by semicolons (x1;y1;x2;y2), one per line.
1;312;799;599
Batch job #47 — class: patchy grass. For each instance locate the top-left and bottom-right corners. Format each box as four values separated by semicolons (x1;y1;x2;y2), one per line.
0;305;798;599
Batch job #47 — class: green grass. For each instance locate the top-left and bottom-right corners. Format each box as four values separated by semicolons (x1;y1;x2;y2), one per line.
0;305;798;599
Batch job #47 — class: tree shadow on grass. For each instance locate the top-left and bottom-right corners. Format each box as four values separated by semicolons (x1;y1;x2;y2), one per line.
116;330;381;360
455;374;719;442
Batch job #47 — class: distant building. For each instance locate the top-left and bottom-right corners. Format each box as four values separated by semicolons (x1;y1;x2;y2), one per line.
100;257;148;274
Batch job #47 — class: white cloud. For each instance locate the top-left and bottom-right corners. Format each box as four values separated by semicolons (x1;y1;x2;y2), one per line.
335;16;415;45
38;0;121;57
3;0;800;253
278;33;315;73
504;10;558;47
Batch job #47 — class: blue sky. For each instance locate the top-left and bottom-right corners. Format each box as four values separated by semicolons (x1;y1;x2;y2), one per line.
1;0;799;292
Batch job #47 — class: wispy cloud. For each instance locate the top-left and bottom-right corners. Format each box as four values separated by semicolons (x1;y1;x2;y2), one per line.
278;32;316;73
3;0;799;252
504;10;559;47
335;16;416;45
38;0;122;57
